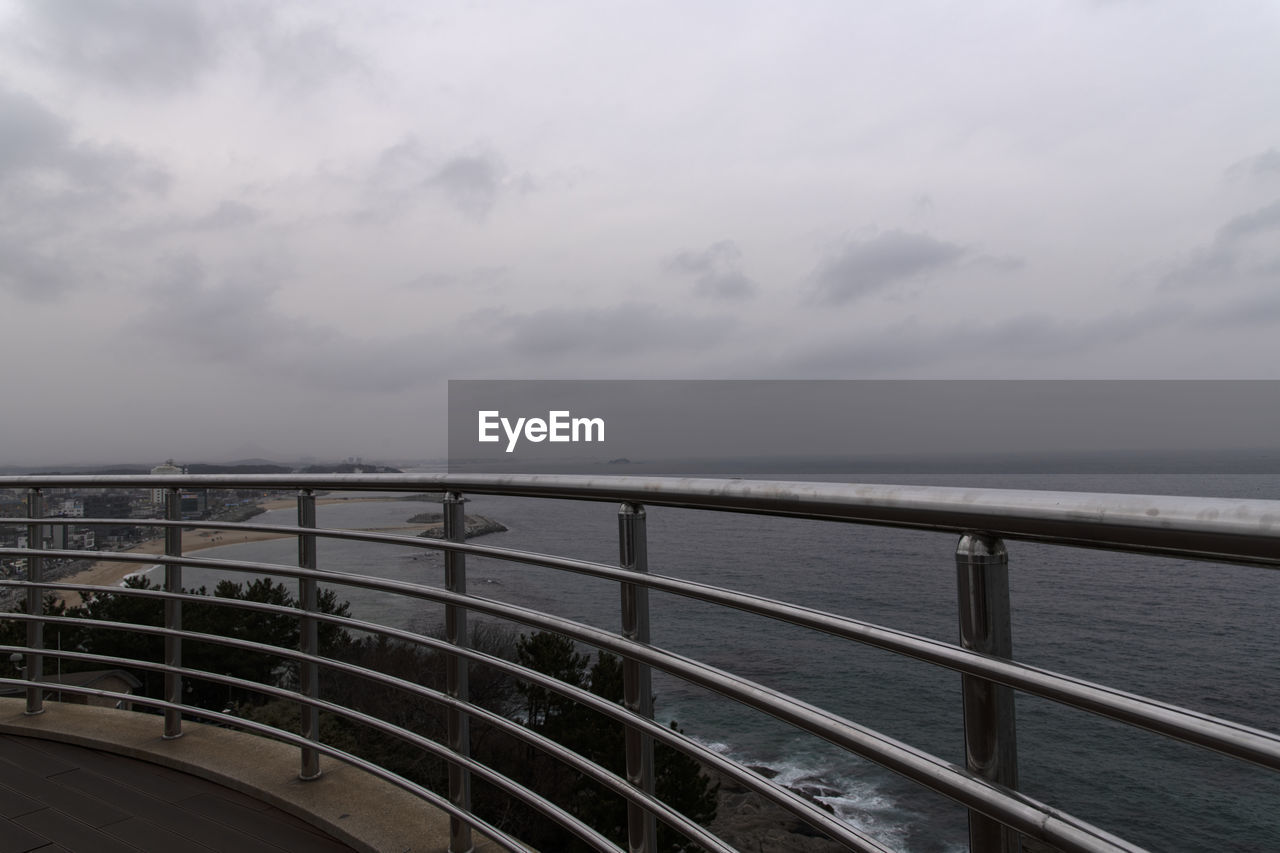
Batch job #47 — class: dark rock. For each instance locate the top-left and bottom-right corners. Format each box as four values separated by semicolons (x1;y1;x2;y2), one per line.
704;768;855;853
417;515;508;540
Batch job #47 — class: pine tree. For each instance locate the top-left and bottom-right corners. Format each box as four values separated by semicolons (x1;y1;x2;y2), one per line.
514;632;718;851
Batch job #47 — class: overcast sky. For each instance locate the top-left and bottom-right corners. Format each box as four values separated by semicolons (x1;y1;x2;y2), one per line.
1;1;1278;465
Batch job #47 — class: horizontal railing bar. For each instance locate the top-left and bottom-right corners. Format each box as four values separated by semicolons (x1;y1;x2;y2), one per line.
0;649;620;853
276;670;737;853
3;604;888;852
2;473;1278;565
314;618;893;851
0;516;445;541
241;587;888;849
441;547;1280;772
434;616;1139;852
0;680;532;852
0;516;436;535
8;533;1280;775
7;583;887;850
2;474;1272;850
0;574;1145;851
374;602;1140;852
0;637;737;853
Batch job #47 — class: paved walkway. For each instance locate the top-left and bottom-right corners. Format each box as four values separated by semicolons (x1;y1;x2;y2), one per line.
0;734;358;853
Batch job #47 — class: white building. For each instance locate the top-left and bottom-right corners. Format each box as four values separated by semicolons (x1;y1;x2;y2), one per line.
151;460;184;507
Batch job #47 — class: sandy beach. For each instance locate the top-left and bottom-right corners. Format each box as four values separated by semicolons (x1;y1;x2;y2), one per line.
53;528;296;605
54;522;427;605
48;492;446;605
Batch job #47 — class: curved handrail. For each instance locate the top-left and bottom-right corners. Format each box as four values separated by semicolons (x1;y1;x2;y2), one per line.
0;671;537;851
3;473;1279;852
0;639;690;853
1;472;1278;563
6;538;1279;772
0;563;1152;851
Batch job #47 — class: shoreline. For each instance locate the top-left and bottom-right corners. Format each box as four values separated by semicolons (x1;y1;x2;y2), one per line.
53;528;296;605
53;523;427;605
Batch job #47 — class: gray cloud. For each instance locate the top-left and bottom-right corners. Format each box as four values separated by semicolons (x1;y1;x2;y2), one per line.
966;254;1026;273
351;138;429;223
773;292;1280;379
356;141;522;223
371;137;430;183
0;234;79;301
490;302;730;359
194;200;260;230
141;255;286;362
403;266;508;292
780;304;1191;377
4;3;1280;464
809;230;967;305
0;87;65;174
7;2;367;101
0;87;166;299
1164;248;1234;288
0;86;167;199
10;0;221;93
116;200;261;242
427;155;503;221
132;255;464;394
666;241;758;300
1218;199;1280;242
1164;198;1280;288
250;20;368;97
1198;290;1280;330
1226;148;1280;182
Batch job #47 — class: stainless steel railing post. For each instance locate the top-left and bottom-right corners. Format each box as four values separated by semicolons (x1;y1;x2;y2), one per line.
956;533;1021;853
444;491;473;853
298;488;321;780
164;487;184;739
24;488;44;716
619;502;656;853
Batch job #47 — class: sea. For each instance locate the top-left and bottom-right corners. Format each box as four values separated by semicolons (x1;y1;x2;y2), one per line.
145;465;1280;852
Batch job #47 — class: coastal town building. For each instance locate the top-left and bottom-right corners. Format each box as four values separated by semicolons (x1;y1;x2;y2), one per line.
149;460;183;507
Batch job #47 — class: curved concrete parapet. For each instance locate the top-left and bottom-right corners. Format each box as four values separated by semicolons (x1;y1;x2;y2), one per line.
0;698;504;853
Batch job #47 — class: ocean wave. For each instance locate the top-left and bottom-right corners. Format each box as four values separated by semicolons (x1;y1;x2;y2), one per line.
696;736;921;850
120;564;163;585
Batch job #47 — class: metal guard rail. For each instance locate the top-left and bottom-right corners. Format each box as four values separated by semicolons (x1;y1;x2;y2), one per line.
0;475;1277;853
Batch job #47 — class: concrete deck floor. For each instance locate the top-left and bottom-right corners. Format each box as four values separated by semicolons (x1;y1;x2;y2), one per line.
0;699;504;853
0;732;358;853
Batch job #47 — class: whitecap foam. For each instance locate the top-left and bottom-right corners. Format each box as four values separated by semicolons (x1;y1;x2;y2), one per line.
691;735;918;850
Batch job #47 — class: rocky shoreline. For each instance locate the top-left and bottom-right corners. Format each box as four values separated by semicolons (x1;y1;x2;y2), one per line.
705;765;1056;853
705;766;850;853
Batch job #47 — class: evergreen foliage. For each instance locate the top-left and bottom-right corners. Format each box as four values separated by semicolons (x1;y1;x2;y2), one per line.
508;631;719;852
1;577;351;710
4;595;717;849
